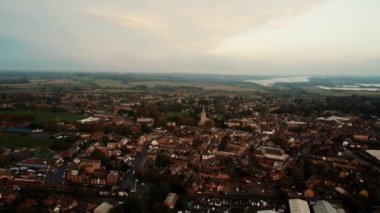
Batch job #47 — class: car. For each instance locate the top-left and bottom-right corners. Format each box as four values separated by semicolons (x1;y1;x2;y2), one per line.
118;191;128;197
99;191;110;196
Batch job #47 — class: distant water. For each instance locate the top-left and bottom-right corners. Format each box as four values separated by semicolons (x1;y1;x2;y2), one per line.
317;85;380;91
244;76;309;86
357;84;380;87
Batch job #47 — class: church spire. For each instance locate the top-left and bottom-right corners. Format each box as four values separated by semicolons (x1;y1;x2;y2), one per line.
199;105;207;126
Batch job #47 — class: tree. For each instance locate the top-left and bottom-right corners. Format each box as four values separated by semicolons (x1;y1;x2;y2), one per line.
123;196;142;213
304;161;327;178
155;153;170;168
219;135;229;151
288;167;304;188
272;136;287;149
149;182;169;205
141;124;152;133
89;149;110;168
135;102;161;120
109;205;124;213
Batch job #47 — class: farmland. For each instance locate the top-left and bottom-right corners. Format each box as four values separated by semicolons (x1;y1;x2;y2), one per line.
0;109;84;123
0;132;52;148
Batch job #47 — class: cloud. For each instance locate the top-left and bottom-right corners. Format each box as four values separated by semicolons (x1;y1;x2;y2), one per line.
0;0;347;74
82;8;166;31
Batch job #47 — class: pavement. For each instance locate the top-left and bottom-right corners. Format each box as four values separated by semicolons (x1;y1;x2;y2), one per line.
46;163;69;185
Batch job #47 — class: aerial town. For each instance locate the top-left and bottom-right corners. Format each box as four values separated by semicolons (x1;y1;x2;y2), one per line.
0;76;379;212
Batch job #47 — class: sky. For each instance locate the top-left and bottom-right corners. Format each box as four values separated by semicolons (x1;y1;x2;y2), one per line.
0;0;380;75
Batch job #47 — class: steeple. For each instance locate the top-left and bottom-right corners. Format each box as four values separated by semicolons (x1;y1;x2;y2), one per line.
199;105;207;126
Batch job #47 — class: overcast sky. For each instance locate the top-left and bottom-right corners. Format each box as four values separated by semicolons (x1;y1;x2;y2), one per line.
1;0;380;75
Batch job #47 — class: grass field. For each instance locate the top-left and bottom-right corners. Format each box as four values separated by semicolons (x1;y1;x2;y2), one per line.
35;148;56;160
126;81;252;92
94;79;129;88
299;86;380;97
0;132;52;148
0;79;94;91
0;109;84;122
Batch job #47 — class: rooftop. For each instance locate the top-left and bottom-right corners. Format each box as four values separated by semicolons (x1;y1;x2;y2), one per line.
365;150;380;160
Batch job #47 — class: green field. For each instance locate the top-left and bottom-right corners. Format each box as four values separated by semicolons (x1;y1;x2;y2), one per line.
35;148;56;160
299;85;380;97
0;109;84;122
0;132;52;148
94;79;129;88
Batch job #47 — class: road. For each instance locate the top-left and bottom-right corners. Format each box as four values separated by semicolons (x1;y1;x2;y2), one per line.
44;136;152;211
46;140;94;185
120;142;150;189
46;163;69;185
345;149;380;172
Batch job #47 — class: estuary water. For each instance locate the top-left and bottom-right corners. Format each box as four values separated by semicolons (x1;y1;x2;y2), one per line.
244;76;310;86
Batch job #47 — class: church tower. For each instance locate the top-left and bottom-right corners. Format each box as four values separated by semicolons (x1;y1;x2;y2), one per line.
199;106;207;126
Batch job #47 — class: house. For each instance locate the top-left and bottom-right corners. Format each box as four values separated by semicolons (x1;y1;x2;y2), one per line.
353;135;369;142
286;121;307;127
92;131;105;141
78;117;100;124
289;199;310;213
66;158;119;186
335;187;349;195
254;146;291;172
312;200;340;213
107;171;120;185
163;193;178;209
16;158;49;171
137;117;154;126
166;121;176;127
66;170;85;184
268;170;285;181
358;189;369;198
107;142;119;149
80;159;102;173
225;119;241;128
94;202;114;213
0;169;13;181
88;173;108;186
304;189;314;198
